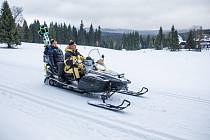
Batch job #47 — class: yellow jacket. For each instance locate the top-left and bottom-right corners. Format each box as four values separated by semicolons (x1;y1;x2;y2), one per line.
64;47;85;74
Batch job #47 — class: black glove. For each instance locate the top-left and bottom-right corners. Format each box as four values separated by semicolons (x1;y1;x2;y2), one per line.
86;56;92;60
86;56;94;64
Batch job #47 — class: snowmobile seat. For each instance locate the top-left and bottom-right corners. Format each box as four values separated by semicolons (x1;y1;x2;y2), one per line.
64;73;74;79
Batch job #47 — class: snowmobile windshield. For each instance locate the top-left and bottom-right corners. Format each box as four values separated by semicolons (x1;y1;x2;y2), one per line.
87;49;106;71
88;49;102;61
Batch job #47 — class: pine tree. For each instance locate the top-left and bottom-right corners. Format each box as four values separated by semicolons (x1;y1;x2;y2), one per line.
49;22;56;39
43;21;47;27
168;26;174;51
169;25;179;51
155;26;163;50
78;20;86;45
54;22;58;41
96;26;101;46
107;38;114;49
0;0;20;48
22;20;30;42
162;34;168;48
63;23;68;43
149;36;156;48
72;26;78;43
174;30;179;50
29;20;41;43
16;23;22;41
67;24;72;41
94;28;98;46
88;24;94;46
140;35;144;49
186;30;196;51
145;35;150;48
122;33;127;50
134;31;140;50
56;23;62;43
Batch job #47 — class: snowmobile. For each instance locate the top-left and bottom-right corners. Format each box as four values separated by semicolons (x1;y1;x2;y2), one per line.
38;26;148;111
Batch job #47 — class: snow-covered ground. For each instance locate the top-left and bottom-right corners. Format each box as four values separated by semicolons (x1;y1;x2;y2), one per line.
0;43;210;140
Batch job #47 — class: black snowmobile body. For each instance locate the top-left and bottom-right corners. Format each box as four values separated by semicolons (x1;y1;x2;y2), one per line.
44;60;129;94
43;49;148;111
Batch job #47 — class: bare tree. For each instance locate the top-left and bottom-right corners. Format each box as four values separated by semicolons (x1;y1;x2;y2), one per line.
12;6;24;25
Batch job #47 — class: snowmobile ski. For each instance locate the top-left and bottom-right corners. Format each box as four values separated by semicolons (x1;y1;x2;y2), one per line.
118;87;148;96
87;99;131;111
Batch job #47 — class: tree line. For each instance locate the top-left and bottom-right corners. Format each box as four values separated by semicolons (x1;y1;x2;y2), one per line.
108;25;200;51
0;1;102;48
17;20;102;47
151;26;200;51
0;0;202;51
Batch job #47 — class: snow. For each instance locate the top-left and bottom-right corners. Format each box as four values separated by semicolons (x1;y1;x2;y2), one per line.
0;42;210;140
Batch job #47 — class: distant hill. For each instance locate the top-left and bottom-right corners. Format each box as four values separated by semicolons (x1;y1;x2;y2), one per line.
100;27;209;41
102;28;190;36
102;28;158;36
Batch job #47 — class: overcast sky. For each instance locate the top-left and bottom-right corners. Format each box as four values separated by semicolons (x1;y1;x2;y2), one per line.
3;0;210;30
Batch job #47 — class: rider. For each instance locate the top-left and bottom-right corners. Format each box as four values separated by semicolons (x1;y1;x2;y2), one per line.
49;39;64;81
64;40;86;80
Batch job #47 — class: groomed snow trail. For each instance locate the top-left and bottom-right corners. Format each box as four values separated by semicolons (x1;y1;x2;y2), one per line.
0;43;210;140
